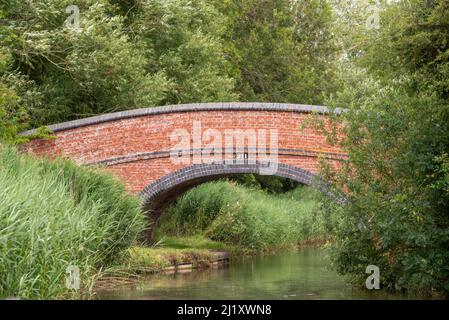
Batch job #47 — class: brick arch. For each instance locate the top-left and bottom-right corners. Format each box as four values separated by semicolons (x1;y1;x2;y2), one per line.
141;161;346;217
21;102;348;232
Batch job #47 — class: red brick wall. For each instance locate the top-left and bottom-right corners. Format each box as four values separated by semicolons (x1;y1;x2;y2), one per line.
22;105;347;193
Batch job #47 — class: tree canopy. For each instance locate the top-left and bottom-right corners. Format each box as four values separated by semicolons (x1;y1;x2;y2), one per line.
1;0;341;137
1;0;448;296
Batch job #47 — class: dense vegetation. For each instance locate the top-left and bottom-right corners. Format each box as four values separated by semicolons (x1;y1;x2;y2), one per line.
156;181;336;251
1;0;448;297
0;0;340;136
0;146;145;298
321;0;449;295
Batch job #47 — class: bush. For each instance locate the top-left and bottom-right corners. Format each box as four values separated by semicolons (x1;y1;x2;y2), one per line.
323;87;449;295
319;0;449;296
0;146;146;299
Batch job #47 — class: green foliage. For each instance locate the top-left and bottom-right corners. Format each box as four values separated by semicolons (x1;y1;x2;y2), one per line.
2;0;447;298
228;173;299;193
0;146;146;299
133;0;237;104
0;55;44;143
321;0;449;295
3;0;168;126
325;87;449;294
0;78;28;143
213;0;341;103
156;181;338;251
1;0;343;139
358;0;449;96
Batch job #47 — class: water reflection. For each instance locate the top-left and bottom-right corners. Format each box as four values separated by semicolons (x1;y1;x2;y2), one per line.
98;248;432;300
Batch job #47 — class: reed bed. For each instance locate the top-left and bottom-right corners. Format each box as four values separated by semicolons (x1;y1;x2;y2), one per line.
156;181;339;251
0;146;146;299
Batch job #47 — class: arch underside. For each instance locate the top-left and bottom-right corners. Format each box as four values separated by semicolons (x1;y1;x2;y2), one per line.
140;161;347;228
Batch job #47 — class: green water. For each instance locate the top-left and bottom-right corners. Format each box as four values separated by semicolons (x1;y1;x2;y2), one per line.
98;248;431;300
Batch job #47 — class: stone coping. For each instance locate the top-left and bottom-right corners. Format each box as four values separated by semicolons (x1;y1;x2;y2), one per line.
21;102;347;135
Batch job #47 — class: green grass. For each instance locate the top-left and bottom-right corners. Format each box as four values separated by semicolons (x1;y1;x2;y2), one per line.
122;235;238;272
125;245;216;273
0;146;146;299
156;180;340;252
91;236;238;280
157;235;238;251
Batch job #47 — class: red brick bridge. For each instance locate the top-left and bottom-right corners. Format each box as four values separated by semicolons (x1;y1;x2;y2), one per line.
22;103;348;220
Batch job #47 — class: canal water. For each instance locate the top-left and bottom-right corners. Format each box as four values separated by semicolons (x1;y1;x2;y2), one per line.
97;248;430;300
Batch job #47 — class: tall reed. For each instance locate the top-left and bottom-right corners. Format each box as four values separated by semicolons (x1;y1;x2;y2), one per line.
0;146;146;299
157;180;340;251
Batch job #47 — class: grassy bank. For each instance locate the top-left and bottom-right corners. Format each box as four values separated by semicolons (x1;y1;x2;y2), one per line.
0;146;146;299
124;236;235;273
93;236;235;291
155;180;339;252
